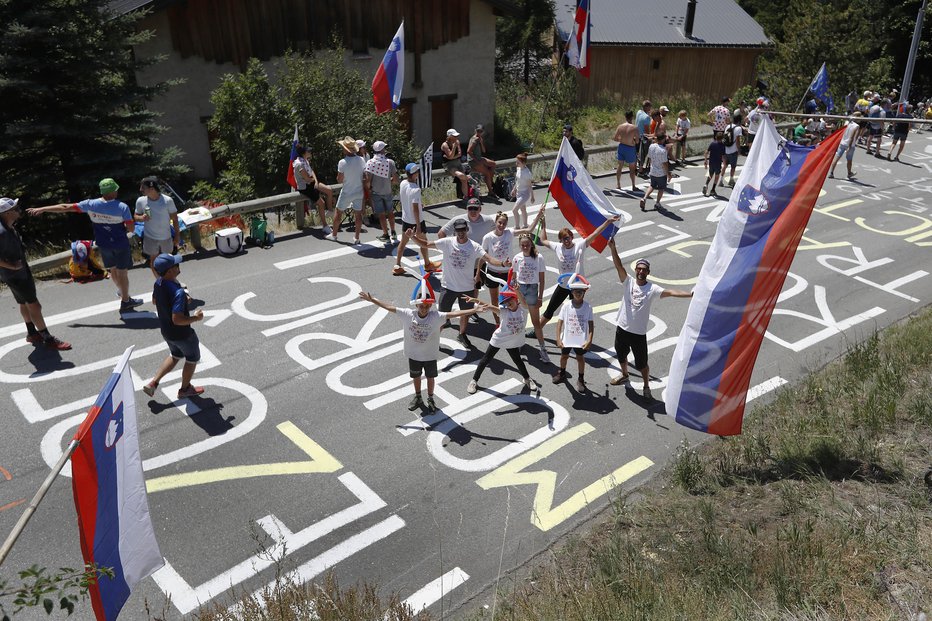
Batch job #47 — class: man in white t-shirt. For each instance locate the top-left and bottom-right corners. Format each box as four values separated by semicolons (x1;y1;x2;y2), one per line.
414;218;511;349
640;134;672;212
358;284;488;413
723;116;744;187
829;114;863;180
329;136;366;244
393;163;435;276
134;176;180;278
607;237;693;399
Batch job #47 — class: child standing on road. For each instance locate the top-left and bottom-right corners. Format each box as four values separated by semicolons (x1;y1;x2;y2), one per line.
359;278;488;413
552;274;594;392
467;287;537;395
511;152;534;229
703;132;727;197
143;254;204;399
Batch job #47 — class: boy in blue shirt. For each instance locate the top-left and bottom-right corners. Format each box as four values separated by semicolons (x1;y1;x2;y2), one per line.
702;132;727;197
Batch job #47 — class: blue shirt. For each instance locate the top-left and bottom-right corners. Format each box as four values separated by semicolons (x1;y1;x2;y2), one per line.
72;198;132;249
707;141;726;166
635;110;651;138
153;278;193;341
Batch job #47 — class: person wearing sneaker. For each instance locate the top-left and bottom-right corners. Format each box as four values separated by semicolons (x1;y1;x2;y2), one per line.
510;232;549;362
358;280;488;414
331;137;366;244
414;218;510;349
393;163;434;276
142;254;204;400
607;239;692;399
134;176;181;279
829;113;863;180
29;178;143;313
292;145;334;235
364;140;399;244
552;274;594;392
640;134;672;211
476;212;540;322
0;197;72;351
702;132;726;197
467;287;535;395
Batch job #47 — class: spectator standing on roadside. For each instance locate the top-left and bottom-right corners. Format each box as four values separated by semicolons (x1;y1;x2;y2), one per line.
330;137;366;244
0;197;72;350
866;95;886;156
135;176;180;277
142;254;204;400
640;134;672;211
563;124;586;163
441;129;469;198
887;104;912;161
829;113;863;180
723;115;744;186
673;110;691;166
438;197;496;243
364;140;399;244
511;152;534;228
708;96;732;132
635;100;653;176
293;145;333;236
613;111;640;191
356;140;370;163
28;178;144;315
746;98;770;147
703;132;726;197
392;163;434;276
467;124;498;198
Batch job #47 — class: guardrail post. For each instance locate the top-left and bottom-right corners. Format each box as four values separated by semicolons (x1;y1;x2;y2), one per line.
295;198;306;229
188;224;203;251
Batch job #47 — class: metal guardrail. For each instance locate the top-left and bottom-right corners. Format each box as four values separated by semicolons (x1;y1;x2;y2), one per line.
28;122;795;274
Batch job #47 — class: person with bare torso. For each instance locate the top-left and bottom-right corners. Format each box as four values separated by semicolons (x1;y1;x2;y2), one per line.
613;111;639;191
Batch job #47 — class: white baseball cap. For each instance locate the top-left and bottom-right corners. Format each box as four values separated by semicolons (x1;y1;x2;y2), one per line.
446;128;459;137
0;197;19;213
372;140;387;152
355;139;366;150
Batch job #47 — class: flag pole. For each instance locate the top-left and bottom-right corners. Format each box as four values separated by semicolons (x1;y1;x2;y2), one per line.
531;13;578;153
0;440;79;567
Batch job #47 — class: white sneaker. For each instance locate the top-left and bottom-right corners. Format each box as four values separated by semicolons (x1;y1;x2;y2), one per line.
539;345;550;363
321;225;332;235
524;378;537;391
466;380;478;394
326;233;338;241
353;237;361;245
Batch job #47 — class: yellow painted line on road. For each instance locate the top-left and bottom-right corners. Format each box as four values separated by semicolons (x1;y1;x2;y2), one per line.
814;199;862;221
146;421;342;493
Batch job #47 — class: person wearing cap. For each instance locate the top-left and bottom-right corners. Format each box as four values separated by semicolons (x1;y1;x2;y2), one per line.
562;124;585;162
438;197;496;243
392;162;434;276
0;197;72;351
708;96;732;133
414;217;511;349
358;284;489;413
551;274;594;391
607;237;693;399
467;124;498;198
355;139;370;163
293;145;334;236
329;136;366;244
363;140;398;244
441;129;469;197
142;253;205;400
466;286;537;395
29;178;144;314
134;176;181;277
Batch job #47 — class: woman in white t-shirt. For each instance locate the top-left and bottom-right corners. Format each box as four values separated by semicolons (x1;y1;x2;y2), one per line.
477;212;538;321
511;233;549;362
510;152;534;228
466;288;536;394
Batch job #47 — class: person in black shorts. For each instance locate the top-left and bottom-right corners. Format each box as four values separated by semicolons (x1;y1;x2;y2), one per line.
702;132;726;197
0;197;71;350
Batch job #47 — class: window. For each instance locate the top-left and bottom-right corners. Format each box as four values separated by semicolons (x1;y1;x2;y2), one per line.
652;59;661;70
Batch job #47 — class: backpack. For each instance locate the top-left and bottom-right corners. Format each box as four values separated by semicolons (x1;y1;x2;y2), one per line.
68;240;107;282
246;215;274;248
722;125;736;147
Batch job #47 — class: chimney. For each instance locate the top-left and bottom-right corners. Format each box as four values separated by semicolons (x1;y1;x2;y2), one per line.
685;0;697;39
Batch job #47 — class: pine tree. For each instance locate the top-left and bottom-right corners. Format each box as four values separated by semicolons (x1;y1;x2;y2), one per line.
0;0;187;204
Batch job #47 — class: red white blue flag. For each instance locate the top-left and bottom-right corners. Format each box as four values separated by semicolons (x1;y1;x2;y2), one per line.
665;118;844;435
548;136;628;253
72;346;163;620
286;124;299;189
372;22;405;114
566;0;591;77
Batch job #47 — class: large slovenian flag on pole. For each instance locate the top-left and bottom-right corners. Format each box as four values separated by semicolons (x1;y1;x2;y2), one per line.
566;0;591;77
548;136;628;252
286;124;299;189
72;346;163;620
372;22;405;114
665;117;844;436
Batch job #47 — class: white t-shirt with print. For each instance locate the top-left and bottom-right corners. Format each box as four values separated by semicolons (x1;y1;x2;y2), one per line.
399;180;421;224
434;237;486;292
558;299;593;348
614;278;665;335
552;238;587;278
481;229;514;275
490;305;527;349
648;143;668;177
395;308;446;361
511;251;545;284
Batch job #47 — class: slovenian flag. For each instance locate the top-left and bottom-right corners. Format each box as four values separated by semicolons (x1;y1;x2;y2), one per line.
372;22;405;114
665;117;844;436
72;346;163;620
286;124;299;189
548;136;628;253
566;0;591;77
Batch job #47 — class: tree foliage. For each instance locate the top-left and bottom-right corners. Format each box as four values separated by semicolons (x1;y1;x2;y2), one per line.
0;564;113;620
0;0;187;204
200;49;418;204
495;0;556;85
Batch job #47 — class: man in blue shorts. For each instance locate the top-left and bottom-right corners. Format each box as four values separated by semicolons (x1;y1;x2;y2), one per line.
29;178;143;314
613;111;639;192
142;253;205;400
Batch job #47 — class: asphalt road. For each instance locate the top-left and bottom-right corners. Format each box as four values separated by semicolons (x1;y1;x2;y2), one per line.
1;132;931;620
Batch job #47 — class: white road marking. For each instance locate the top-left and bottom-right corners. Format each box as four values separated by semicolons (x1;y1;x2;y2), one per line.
402;567;470;614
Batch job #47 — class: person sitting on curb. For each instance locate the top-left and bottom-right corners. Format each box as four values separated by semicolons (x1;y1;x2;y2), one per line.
441;128;470;198
467;124;498;198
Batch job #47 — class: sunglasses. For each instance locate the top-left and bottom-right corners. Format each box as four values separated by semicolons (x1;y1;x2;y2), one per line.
467;206;480;211
560;236;573;242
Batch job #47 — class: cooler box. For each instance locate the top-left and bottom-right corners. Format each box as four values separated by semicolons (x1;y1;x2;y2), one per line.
215;227;244;256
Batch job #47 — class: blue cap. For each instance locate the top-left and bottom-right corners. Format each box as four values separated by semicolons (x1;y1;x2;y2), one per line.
153;253;182;275
405;163;420;174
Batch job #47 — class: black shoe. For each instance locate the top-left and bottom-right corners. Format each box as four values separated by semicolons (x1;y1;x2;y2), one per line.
552;369;568;384
407;394;424;411
456;333;473;349
469;313;481;324
425;396;437;412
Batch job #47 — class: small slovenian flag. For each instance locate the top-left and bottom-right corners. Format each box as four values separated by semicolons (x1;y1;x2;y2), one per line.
566;0;591;78
372;22;405;114
418;143;433;190
548;136;629;253
71;346;163;620
665;117;844;436
286;124;299;189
